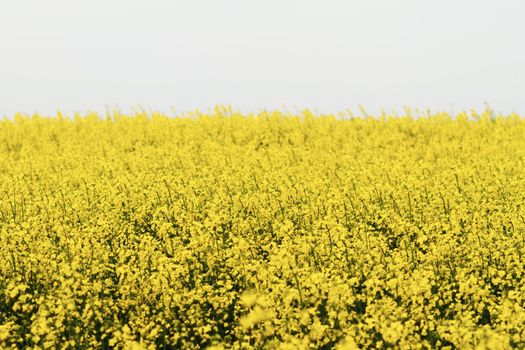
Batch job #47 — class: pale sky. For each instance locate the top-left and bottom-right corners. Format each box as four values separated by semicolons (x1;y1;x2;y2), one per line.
1;0;523;117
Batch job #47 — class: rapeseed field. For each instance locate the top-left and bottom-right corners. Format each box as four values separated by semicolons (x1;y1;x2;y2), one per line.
1;108;524;349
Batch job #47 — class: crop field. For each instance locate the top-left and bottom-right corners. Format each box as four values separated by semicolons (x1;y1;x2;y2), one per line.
1;108;525;349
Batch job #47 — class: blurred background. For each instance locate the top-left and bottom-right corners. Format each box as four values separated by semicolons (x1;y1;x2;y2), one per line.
1;0;523;117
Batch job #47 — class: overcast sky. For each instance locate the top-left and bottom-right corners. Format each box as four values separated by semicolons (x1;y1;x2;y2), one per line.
1;0;523;117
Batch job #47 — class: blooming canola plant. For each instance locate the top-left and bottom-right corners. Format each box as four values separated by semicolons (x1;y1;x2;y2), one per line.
0;108;524;349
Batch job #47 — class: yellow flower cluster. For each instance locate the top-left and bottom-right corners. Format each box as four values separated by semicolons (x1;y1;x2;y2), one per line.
1;107;524;349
